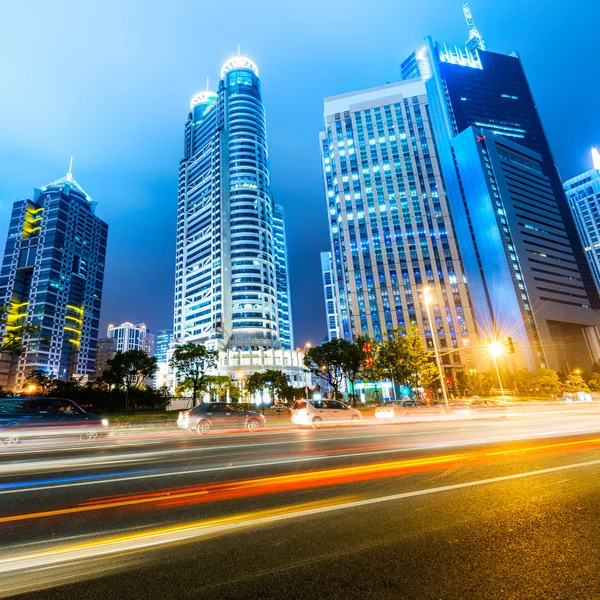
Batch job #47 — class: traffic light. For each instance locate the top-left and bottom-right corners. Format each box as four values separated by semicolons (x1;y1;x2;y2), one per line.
363;342;373;368
504;336;515;354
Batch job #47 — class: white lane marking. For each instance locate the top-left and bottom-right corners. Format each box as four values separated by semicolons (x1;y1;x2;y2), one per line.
3;426;600;496
1;457;599;574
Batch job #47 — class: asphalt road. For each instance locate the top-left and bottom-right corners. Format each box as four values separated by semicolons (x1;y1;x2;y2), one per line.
1;404;600;599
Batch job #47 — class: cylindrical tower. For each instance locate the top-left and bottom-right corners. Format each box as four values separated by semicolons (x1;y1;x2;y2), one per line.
221;56;279;347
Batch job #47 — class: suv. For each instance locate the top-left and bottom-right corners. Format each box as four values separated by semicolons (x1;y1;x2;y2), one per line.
291;399;362;429
0;397;109;446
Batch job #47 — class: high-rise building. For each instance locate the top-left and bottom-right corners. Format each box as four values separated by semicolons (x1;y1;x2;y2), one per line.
171;54;303;391
399;4;600;371
273;204;294;349
319;79;478;371
94;337;117;380
107;322;153;354
0;166;108;390
155;328;174;363
174;55;291;352
564;149;600;291
320;251;340;341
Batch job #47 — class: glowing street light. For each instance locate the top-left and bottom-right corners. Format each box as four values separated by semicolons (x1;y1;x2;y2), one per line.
486;338;506;397
423;286;450;409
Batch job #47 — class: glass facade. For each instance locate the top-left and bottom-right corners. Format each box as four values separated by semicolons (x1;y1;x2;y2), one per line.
155;328;174;363
320;80;477;370
0;171;108;390
320;251;340;341
107;322;153;354
273;204;293;349
564;154;600;292
399;18;600;371
174;57;292;351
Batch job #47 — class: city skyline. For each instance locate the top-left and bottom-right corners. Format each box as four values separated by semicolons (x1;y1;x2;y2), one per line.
1;0;599;347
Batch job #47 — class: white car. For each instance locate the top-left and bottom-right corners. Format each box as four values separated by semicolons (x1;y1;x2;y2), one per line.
291;399;362;429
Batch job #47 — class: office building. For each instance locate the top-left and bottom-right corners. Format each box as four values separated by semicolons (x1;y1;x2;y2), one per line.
320;251;340;341
319;78;478;371
172;53;302;389
107;322;153;354
0;166;108;390
399;3;600;370
94;337;117;380
155;328;174;363
564;148;600;290
273;204;294;349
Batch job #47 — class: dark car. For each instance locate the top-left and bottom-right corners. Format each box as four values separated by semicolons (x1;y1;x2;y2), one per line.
177;402;266;434
0;397;109;446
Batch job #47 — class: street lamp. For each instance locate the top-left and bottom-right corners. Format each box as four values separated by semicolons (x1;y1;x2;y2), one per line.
487;339;506;397
303;341;312;400
423;286;450;409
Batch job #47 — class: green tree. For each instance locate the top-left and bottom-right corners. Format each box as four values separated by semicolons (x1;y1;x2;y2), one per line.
204;375;233;401
102;350;157;412
245;370;289;404
562;373;590;394
532;368;560;397
342;337;368;406
304;338;348;399
0;303;44;357
379;326;439;399
169;342;218;407
469;370;495;396
24;369;56;395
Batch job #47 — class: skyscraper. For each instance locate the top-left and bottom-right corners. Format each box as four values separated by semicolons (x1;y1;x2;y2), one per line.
564;149;600;291
174;55;290;352
0;166;108;389
273;204;294;349
399;4;600;370
155;328;174;363
319;79;478;371
172;54;304;391
320;251;340;341
107;322;153;354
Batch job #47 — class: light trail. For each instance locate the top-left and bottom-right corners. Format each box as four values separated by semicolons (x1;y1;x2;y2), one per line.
2;457;600;576
2;435;600;524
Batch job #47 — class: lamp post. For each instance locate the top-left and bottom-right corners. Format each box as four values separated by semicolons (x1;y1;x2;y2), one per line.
423;286;450;409
487;340;506;397
303;342;312;400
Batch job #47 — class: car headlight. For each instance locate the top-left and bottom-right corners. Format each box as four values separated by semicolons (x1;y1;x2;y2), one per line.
101;419;109;427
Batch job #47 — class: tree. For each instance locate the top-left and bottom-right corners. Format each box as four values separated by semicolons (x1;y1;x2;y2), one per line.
0;303;45;356
169;342;218;407
342;337;368;406
378;326;439;399
24;369;56;395
532;368;560;397
304;339;347;399
245;370;289;406
102;350;158;412
204;375;233;401
562;373;590;394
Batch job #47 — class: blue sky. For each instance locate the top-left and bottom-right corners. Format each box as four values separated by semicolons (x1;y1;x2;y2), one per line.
1;0;599;346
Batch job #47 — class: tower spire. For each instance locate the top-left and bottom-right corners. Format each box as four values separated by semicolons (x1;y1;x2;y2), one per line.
463;2;486;53
67;156;73;182
593;147;600;171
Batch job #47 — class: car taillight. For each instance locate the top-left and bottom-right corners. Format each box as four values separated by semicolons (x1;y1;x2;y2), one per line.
183;412;193;419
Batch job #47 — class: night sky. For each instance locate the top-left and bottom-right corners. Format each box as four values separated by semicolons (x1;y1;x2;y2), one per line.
1;0;599;347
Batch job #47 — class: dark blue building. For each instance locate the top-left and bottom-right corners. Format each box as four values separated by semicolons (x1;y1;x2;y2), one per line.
0;168;108;389
400;7;600;371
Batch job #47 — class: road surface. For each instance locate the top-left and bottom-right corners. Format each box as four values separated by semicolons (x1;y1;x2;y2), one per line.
1;404;599;599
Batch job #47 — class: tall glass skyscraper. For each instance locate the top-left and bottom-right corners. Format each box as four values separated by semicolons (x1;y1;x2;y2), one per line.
319;80;477;372
0;168;108;390
320;251;340;341
174;55;292;353
399;4;600;371
564;149;600;291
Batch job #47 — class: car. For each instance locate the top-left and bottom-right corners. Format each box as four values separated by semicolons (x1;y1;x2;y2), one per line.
269;403;292;414
177;402;266;434
448;398;508;419
0;397;109;446
291;399;362;429
374;399;445;421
